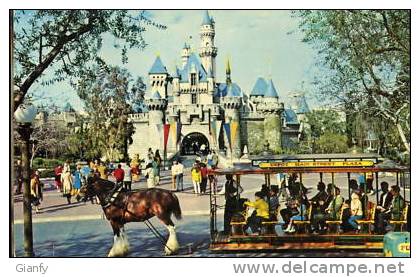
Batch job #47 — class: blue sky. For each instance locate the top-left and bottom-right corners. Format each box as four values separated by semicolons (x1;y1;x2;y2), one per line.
29;10;319;111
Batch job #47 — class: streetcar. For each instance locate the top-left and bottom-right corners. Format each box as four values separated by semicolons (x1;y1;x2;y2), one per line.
208;153;410;253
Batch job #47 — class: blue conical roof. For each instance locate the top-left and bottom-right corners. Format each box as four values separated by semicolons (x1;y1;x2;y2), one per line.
296;96;310;113
226;83;243;97
149;56;168;74
265;79;278;98
250;77;267;96
202;10;212;25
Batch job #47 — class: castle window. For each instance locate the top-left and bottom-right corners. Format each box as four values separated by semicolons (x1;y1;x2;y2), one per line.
191;73;197;85
192;93;197;104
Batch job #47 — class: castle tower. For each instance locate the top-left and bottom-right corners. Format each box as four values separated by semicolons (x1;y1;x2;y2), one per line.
260;79;284;153
181;43;191;67
291;92;310;123
221;60;242;158
145;91;167;152
199;10;217;79
149;55;169;98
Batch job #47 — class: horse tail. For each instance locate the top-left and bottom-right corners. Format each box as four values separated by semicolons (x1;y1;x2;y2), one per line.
171;193;182;220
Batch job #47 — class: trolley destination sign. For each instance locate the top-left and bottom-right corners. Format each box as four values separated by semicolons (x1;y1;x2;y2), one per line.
258;160;375;169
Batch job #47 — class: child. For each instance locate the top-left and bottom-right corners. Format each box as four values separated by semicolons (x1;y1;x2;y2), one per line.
191;164;202;194
244;191;270;234
284;197;309;233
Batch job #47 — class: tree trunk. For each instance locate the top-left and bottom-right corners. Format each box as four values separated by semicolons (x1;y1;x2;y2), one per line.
396;122;410;153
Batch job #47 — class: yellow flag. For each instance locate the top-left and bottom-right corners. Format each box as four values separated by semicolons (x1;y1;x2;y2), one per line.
231;121;239;148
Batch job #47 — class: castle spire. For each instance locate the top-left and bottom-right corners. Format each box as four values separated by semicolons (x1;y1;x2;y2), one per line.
226;57;232;84
202;10;212;26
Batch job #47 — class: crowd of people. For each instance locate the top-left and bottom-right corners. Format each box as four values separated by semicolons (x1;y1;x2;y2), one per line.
223;172;408;236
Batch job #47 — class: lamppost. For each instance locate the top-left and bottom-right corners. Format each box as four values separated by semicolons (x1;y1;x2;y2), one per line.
14;103;37;257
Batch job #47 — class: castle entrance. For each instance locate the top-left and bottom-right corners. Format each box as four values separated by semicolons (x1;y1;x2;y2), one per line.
181;132;209;156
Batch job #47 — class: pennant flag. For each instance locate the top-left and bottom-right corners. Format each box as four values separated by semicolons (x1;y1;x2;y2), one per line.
215;120;223;144
176;121;182;143
170;122;177;146
230;121;239;148
223;123;232;150
163;124;171;149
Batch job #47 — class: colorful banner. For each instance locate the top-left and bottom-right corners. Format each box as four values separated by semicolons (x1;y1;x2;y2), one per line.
177;121;183;143
163;124;171;149
170;122;177;146
223;123;232;150
230;121;239;148
215;120;223;144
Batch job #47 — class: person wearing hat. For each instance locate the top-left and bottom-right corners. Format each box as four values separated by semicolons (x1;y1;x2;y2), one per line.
243;191;270;234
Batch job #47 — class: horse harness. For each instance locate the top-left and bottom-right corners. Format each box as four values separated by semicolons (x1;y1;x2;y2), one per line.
101;183;127;209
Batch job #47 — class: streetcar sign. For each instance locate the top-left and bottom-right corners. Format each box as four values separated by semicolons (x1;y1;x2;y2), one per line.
258;160;374;169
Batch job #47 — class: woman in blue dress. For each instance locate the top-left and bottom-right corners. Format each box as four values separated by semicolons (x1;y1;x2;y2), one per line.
73;164;83;198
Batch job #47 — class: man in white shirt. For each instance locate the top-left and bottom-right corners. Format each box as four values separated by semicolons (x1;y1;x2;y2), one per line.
173;160;184;191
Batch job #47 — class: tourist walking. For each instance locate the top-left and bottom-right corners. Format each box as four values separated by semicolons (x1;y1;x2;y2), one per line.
211;150;219;168
97;161;108;180
122;162;132;191
61;167;74;204
30;170;43;213
54;164;63;192
73;163;83;198
200;162;209;194
14;159;23;195
191;163;202;194
113;163;125;187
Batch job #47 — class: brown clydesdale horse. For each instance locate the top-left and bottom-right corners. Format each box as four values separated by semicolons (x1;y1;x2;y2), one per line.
79;176;182;257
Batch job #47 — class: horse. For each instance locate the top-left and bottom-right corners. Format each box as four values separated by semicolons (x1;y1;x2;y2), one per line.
78;176;182;257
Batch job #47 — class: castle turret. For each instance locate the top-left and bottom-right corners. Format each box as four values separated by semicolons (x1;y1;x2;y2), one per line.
199;10;217;79
259;78;284;153
145;91;167;152
149;55;169;98
181;43;191;67
291;92;310;123
221;60;242;158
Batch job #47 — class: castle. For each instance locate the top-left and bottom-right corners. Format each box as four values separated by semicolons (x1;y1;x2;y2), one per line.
128;11;310;160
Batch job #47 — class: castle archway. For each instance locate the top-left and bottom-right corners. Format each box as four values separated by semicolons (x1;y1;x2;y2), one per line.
181;132;209;155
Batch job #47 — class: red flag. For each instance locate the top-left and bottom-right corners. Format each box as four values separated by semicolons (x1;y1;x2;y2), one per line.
163;124;171;149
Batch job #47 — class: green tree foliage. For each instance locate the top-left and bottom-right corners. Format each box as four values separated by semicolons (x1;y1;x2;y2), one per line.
76;66;146;161
302;109;348;153
316;132;348;154
13;10;165;111
295;10;410;153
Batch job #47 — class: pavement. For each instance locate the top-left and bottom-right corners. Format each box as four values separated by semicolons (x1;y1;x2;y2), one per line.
12;159;408;257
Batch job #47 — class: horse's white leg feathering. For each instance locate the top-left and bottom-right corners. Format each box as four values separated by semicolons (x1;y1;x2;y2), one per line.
165;225;180;255
108;231;130;257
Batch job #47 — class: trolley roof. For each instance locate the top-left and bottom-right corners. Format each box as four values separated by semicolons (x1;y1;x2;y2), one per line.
209;154;409;176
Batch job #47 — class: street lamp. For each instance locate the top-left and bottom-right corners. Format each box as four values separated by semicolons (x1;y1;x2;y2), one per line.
14;103;37;257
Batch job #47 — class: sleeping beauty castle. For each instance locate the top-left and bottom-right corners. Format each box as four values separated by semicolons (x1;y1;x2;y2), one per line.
128;11;310;160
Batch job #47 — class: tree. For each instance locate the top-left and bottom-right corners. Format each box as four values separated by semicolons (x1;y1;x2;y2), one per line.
316;132;348;154
13;10;165;111
77;66;146;161
29;117;68;165
295;10;410;153
302;109;347;153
